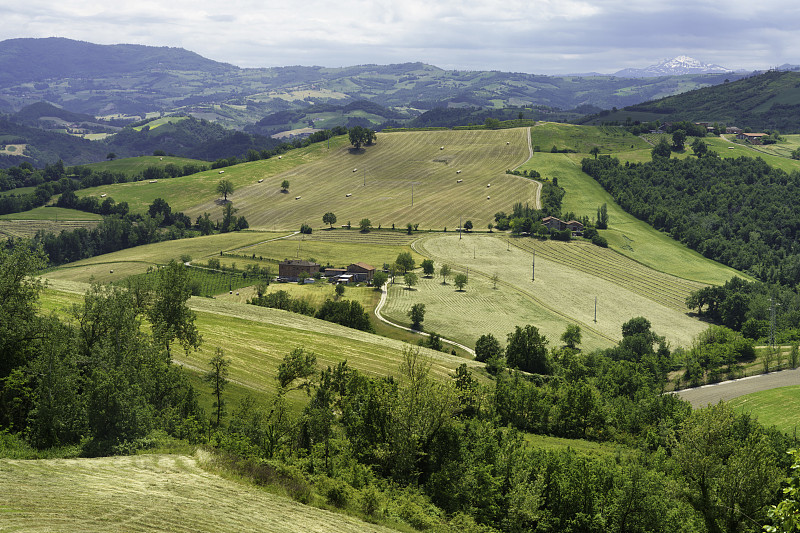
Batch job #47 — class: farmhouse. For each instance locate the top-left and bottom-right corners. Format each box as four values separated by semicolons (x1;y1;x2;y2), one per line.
542;216;566;231
566;220;584;235
737;132;770;145
726;126;743;135
278;259;320;281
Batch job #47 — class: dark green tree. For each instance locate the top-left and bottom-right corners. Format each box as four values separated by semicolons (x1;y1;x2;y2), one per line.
506;325;549;374
561;324;582;349
474;333;503;363
372;270;388;290
359;218;372;233
404;271;418;289
691;138;708;158
281;179;290;192
672;129;687;150
421;259;435;277
322;212;337;228
651;138;672;159
409;303;425;330
216;179;234;201
147;260;201;355
454;273;468;291
590;146;601;159
204;347;230;428
395;252;415;273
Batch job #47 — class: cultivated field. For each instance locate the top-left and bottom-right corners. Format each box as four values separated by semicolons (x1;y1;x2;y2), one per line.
228;229;424;271
183;128;535;231
0;452;397;533
392;233;709;349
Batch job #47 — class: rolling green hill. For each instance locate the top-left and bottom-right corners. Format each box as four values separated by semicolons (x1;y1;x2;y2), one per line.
582;70;800;132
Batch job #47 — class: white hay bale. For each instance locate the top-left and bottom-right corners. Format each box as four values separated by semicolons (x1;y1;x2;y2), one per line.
487;183;491;187
219;170;224;174
100;193;106;198
457;179;462;183
295;196;301;200
346;193;352;197
278;155;282;159
440;146;444;150
487;196;491;200
353;168;357;172
258;178;264;183
456;170;461;174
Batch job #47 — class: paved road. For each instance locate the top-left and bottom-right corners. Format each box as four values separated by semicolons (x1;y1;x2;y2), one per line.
675;367;800;408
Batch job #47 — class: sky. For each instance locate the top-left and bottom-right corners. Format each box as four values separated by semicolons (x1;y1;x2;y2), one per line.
3;0;800;75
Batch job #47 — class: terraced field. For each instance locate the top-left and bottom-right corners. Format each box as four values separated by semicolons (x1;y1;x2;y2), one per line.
395;233;708;349
184;128;535;231
0;453;397;533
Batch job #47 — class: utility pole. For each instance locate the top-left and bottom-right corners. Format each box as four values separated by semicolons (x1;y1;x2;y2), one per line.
770;297;778;348
459;216;462;240
411;184;414;206
532;249;535;281
363;167;366;187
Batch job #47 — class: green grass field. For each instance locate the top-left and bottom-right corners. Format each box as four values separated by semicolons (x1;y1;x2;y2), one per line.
0;206;102;221
395;233;709;349
226;230;423;271
518;129;748;285
0;453;398;533
133;116;189;131
728;385;800;435
84;155;207;175
529;123;650;156
0;185;35;197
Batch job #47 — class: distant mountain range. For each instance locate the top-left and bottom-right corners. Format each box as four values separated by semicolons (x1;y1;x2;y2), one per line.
613;56;733;78
0;38;752;130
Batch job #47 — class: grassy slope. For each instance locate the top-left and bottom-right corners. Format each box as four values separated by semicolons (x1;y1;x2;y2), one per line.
384;233;708;350
0;453;398;533
728;385;800;435
84;155;208;175
42;232;283;284
519;123;750;285
41;280;481;404
0;206;102;220
77;129;536;231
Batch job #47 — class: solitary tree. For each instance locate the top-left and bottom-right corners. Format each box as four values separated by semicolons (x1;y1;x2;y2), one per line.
464;220;473;232
204;347;230;428
475;333;503;363
672;129;687;150
440;264;452;284
216;179;234;201
651;138;672;159
491;273;499;289
590;146;600;159
359;218;372;233
421;259;435;277
322;212;337;228
335;283;345;299
106;152;117;161
691;138;708;158
147;260;201;355
408;303;425;330
281;179;290;192
372;270;388;290
506;324;549;374
561;324;582;349
396;252;415;273
454;273;468;291
404;271;418;290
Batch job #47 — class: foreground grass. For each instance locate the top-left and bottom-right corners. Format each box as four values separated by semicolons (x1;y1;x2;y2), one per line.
728;385;800;436
0;452;399;533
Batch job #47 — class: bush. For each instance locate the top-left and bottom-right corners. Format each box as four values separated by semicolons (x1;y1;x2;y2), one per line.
320;476;350;508
591;234;608;247
300;223;312;234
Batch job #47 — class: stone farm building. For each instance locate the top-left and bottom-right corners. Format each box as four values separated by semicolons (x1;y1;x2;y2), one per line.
278;259;320;281
541;216;584;235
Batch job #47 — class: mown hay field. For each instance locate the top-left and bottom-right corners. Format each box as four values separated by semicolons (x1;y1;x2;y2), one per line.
0;218;100;240
75;136;352;215
40;280;481;403
183;128;535;232
0;453;398;533
226;229;424;271
391;233;709;349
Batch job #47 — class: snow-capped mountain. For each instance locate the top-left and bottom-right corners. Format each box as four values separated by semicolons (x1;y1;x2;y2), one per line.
614;56;733;78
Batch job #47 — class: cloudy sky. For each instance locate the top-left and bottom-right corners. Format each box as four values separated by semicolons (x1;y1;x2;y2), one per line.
3;0;799;74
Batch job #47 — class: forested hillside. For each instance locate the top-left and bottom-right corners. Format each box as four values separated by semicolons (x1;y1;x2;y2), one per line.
586;70;800;132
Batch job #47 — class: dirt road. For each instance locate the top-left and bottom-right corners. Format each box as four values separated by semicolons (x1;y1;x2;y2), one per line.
675;367;800;408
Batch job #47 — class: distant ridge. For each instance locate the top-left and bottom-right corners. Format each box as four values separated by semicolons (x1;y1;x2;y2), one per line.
614;56;732;78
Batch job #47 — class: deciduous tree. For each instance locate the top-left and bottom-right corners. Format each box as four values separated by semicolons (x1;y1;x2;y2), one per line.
408;303;425;330
216;179;234;201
